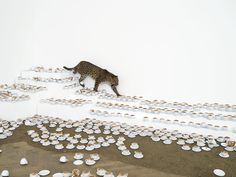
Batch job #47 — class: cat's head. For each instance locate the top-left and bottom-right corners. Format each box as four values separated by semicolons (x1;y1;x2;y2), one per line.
111;75;119;86
105;70;119;86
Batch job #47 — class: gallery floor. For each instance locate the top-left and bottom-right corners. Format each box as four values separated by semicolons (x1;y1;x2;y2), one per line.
0;125;235;177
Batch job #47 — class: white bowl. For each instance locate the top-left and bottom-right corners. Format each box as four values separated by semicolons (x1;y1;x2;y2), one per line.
121;150;131;156
219;151;229;158
97;168;107;176
163;139;172;145
130;143;139;149
192;146;201;152
73;160;84;166
85;158;96;166
181;145;191;151
20;158;28;165
74;153;84;160
90;153;100;161
134;152;144;159
76;145;85;150
59;156;68;163
1;170;9;177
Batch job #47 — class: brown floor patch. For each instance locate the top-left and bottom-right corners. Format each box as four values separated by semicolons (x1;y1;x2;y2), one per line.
0;125;235;177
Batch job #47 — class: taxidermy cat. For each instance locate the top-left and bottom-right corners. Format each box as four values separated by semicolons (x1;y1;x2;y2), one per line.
63;61;121;96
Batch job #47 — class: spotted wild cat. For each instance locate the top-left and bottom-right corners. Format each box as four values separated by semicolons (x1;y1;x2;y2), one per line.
63;61;121;96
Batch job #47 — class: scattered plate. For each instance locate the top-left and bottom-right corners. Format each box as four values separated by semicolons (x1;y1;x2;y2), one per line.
52;173;64;177
213;169;225;176
73;160;83;166
38;170;50;176
85;159;96;165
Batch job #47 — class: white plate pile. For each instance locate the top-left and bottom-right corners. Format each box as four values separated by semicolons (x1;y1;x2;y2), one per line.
72;153;100;166
18;76;78;84
40;98;92;107
29;66;67;73
98;92;142;102
0;90;30;102
140;99;236;122
75;87;106;96
22;115;235;158
90;109;135;119
0;119;22;140
141;99;236;112
63;83;81;89
24;116;148;160
0;83;46;93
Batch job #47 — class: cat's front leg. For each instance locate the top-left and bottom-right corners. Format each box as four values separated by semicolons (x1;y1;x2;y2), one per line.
111;85;121;97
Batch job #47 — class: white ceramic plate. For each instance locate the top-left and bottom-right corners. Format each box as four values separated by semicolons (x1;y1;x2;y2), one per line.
85;159;96;165
219;152;229;158
181;145;191;151
121;150;131;156
52;173;64;177
38;170;50;176
134;153;143;159
73;160;83;166
202;147;211;151
213;169;225;176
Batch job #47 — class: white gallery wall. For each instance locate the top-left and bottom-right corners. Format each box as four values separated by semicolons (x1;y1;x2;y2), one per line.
1;0;236;103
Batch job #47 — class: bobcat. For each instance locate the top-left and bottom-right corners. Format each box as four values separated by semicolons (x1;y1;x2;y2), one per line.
63;61;121;96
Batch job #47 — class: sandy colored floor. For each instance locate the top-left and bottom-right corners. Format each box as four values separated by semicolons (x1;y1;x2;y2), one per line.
0;125;236;177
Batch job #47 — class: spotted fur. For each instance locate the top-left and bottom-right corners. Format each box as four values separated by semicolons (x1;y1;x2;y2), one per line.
63;61;121;96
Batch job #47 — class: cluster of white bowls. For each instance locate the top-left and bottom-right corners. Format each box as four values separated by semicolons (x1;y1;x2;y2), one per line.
90;108;231;132
0;83;46;93
0;91;30;102
24;115;236;155
141;99;236;112
75;88;142;103
25;115;145;159
141;101;236;122
90;109;135;119
50;168;128;177
1;114;234;177
98;93;142;102
29;66;67;73
40;98;92;107
96;101;236;122
96;102;143;112
75;88;106;96
0;119;22;140
63;83;81;89
18;76;76;84
150;116;230;132
59;153;100;166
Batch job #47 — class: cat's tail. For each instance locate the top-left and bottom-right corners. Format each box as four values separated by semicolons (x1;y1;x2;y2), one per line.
63;66;74;71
